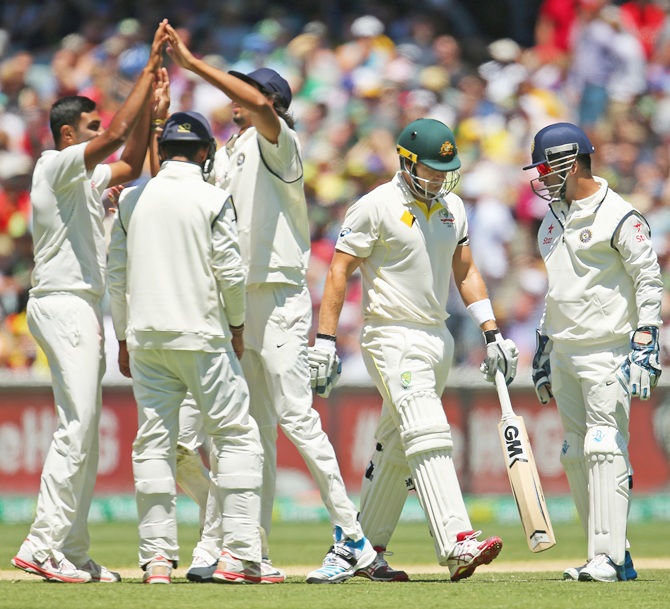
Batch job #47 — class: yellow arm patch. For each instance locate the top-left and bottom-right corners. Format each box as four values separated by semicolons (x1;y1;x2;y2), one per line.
401;209;415;227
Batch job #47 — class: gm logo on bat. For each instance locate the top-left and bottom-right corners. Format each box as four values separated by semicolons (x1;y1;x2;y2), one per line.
503;422;530;466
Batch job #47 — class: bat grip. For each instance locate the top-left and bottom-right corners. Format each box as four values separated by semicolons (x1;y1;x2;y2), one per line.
495;369;515;419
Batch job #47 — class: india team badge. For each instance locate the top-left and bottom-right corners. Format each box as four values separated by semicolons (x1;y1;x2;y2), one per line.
579;228;592;243
401;371;412;389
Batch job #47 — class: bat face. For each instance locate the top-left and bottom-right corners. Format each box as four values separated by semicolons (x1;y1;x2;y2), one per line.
499;415;556;553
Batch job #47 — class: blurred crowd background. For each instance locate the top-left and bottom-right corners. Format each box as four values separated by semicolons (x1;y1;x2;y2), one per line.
2;0;670;382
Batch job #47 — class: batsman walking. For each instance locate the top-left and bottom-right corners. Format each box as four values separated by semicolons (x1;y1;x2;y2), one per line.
525;122;663;582
310;118;518;581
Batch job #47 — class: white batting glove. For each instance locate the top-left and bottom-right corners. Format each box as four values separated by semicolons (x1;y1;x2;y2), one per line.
532;331;553;405
308;335;342;398
480;330;519;385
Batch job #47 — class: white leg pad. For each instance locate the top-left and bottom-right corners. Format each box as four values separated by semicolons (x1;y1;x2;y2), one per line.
398;391;471;564
359;429;411;549
585;425;630;566
559;432;589;537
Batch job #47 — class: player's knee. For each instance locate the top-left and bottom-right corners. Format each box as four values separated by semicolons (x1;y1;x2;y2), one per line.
398;390;452;458
584;425;628;460
560;432;585;467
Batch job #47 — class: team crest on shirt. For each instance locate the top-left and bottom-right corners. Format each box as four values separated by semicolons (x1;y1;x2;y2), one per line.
439;208;454;226
401;371;412;389
236;153;245;167
579;229;592;244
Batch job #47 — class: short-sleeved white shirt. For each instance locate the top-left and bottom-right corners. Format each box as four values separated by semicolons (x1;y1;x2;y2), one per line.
30;142;111;298
336;172;469;325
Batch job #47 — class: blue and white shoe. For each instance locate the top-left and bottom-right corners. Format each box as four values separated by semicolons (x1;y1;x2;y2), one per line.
578;553;629;582
564;550;637;581
306;527;376;584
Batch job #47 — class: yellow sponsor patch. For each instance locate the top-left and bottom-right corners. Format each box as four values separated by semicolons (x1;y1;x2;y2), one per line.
401;210;415;227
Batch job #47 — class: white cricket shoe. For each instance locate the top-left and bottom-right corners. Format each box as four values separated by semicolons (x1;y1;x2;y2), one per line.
213;550;261;584
445;530;503;582
142;555;173;584
578;554;625;582
186;552;217;583
355;547;409;582
77;559;121;582
563;563;584;580
306;527;376;584
11;540;91;583
565;551;637;581
261;559;286;583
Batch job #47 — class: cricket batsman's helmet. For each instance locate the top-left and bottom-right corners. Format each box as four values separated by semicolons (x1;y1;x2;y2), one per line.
396;118;461;199
523;122;594;201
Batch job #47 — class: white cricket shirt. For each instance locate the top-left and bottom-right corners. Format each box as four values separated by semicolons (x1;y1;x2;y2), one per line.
213;118;309;287
538;176;662;348
30;142;112;298
336;172;469;325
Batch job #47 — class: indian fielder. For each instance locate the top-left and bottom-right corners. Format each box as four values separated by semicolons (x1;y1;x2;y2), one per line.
107;111;266;584
309;118;519;581
165;26;376;584
525;122;663;582
11;20;168;584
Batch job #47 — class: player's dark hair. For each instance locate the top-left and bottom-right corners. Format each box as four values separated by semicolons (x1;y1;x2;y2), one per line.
50;96;97;146
267;92;295;129
159;141;209;162
576;153;591;171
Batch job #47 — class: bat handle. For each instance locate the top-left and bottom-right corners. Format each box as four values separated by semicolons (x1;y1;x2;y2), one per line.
495;369;515;419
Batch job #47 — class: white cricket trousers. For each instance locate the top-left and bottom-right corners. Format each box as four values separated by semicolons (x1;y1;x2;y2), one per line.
130;347;263;565
25;293;105;565
242;283;362;540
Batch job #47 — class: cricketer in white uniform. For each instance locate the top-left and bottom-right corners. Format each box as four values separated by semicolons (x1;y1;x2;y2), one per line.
310;118;519;582
107;111;267;585
11;22;168;584
525;122;663;583
165;26;375;584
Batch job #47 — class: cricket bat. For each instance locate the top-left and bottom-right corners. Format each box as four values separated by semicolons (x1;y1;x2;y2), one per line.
494;370;556;552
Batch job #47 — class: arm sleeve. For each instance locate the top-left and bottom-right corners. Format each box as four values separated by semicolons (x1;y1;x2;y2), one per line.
256;119;303;183
614;212;663;327
212;195;246;327
334;196;378;258
106;209;129;340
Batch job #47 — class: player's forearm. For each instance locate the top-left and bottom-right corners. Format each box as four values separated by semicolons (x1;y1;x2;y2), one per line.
318;269;348;337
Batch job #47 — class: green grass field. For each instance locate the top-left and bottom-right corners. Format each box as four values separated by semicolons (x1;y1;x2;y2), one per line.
1;519;669;609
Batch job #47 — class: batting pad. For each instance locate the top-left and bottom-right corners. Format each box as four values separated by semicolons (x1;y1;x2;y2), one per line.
409;448;472;564
560;432;589;537
359;433;412;549
585;425;631;566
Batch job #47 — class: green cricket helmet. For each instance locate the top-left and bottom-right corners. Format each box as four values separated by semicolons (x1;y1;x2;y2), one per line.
396;118;461;200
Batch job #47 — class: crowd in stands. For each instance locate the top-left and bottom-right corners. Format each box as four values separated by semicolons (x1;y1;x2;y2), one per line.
2;0;670;382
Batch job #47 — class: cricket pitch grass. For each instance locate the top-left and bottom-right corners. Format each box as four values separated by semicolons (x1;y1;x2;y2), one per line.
1;519;669;609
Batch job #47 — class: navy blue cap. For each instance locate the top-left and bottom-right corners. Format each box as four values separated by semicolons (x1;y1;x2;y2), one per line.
228;67;292;110
159;111;213;144
523;122;594;170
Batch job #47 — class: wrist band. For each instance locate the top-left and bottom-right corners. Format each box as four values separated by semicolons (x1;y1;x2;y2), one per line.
316;333;336;342
467;299;495;326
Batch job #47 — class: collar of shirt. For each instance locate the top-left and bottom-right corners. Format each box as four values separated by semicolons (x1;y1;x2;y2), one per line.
393;171;448;219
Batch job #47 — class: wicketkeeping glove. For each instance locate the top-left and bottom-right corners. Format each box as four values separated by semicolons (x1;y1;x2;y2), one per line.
532;331;553;405
480;330;519;385
308;335;342;398
616;326;662;400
